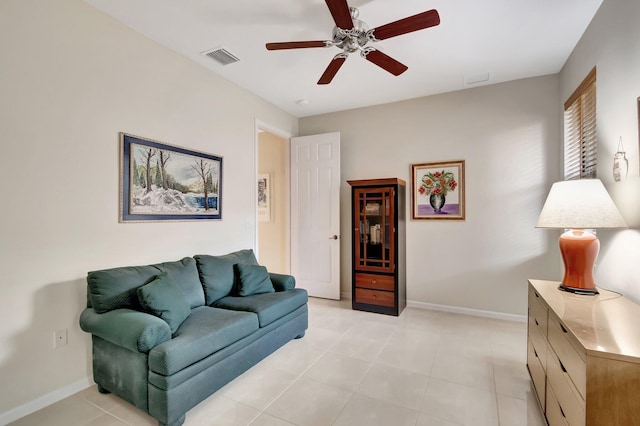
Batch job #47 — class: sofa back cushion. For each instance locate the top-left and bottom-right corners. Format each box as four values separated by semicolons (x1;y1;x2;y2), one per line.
88;265;159;313
88;257;205;314
194;249;258;304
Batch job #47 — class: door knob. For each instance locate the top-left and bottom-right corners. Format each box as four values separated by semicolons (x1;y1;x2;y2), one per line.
329;235;339;240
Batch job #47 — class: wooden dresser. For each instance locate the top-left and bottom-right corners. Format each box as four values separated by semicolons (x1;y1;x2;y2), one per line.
527;279;640;426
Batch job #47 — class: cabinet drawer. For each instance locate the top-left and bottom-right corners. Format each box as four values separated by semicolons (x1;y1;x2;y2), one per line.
528;286;548;338
546;381;570;426
355;288;394;307
527;339;546;411
547;344;585;426
528;314;548;370
355;273;395;291
548;312;586;399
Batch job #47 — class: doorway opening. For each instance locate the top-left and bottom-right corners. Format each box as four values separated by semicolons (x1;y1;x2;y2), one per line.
256;123;290;274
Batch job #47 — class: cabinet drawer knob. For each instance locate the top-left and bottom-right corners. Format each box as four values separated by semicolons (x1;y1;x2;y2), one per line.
372;279;377;284
559;359;567;373
535;318;539;326
372;294;377;299
560;323;568;333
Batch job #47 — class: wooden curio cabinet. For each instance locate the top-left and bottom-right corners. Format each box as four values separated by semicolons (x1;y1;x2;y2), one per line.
347;178;406;316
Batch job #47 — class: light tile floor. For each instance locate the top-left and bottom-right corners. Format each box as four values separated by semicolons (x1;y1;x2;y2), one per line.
10;298;546;426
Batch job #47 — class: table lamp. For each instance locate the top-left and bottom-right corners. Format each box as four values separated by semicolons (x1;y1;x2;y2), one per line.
536;179;627;295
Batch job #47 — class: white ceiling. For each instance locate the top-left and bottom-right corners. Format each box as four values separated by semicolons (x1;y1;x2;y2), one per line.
84;0;603;118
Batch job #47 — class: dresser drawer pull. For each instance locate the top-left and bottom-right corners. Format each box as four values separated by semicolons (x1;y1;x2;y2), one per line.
533;347;539;358
559;403;566;418
559;359;567;373
560;323;568;333
371;279;377;284
535;291;540;298
535;318;539;326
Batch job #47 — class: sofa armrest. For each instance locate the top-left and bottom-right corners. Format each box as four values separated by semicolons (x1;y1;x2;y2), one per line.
269;273;296;292
79;308;172;353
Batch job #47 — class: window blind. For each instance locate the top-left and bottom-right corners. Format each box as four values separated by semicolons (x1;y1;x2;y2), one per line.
564;68;597;180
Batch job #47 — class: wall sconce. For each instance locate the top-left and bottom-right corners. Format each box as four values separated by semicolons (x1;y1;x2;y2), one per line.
613;136;628;182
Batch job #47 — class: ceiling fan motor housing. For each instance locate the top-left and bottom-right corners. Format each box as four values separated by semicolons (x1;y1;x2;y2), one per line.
332;12;369;53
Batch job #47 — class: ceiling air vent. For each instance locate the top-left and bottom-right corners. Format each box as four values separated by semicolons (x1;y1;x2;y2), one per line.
202;47;240;66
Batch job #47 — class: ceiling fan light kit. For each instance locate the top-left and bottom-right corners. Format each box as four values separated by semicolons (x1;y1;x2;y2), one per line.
266;0;440;85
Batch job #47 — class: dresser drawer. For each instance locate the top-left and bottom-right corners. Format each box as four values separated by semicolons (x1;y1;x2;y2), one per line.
548;312;586;399
527;339;546;411
546;381;570;426
547;344;585;426
528;286;549;338
355;273;395;291
355;288;394;307
528;313;548;370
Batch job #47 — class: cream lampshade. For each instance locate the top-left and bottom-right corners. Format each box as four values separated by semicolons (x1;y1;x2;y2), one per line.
536;179;627;294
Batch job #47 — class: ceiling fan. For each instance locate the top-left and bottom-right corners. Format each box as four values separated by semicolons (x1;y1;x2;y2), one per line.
265;0;440;85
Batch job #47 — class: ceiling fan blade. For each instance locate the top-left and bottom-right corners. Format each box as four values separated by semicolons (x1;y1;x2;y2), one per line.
362;49;408;76
318;55;348;85
325;0;354;30
266;41;329;50
370;9;440;41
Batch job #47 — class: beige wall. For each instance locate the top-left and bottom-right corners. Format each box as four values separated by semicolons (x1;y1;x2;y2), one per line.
300;75;563;315
258;131;288;273
560;0;640;301
0;0;297;418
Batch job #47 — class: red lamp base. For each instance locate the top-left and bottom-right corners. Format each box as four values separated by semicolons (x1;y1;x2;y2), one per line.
558;229;600;295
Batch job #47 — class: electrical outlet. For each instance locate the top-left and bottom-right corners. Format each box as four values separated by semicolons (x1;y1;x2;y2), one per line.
54;328;68;348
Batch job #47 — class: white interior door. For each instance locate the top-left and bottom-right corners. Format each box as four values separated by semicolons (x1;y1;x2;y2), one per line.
290;132;340;299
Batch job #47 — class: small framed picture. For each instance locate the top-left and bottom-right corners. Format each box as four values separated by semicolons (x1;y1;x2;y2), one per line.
257;173;270;222
411;160;465;220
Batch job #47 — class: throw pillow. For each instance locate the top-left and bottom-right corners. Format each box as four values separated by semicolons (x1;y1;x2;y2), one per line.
233;263;275;297
137;272;191;333
153;257;205;309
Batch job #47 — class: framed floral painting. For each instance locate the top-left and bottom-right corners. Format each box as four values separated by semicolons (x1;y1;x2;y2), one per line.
411;160;465;220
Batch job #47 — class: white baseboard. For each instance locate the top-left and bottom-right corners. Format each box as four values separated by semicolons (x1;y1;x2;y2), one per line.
0;377;92;426
406;300;527;323
341;291;525;322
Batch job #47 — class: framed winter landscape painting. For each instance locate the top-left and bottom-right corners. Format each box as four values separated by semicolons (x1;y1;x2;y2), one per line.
411;160;465;220
120;133;223;222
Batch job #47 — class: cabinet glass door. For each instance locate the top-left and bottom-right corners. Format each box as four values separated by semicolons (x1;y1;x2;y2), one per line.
354;187;395;272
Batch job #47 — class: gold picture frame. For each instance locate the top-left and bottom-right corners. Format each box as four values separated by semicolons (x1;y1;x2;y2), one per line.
411;160;465;220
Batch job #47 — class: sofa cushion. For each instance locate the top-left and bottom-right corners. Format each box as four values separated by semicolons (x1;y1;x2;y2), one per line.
194;250;259;304
88;265;159;314
154;257;205;309
234;263;275;297
148;306;259;376
212;288;308;327
137;273;191;334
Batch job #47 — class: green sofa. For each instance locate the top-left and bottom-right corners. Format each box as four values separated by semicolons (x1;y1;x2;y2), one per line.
79;249;308;426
